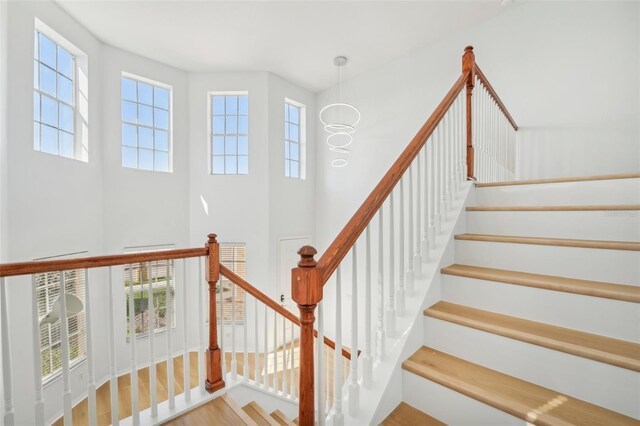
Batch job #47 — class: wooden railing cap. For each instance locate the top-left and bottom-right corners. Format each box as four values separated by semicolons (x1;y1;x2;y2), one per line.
297;246;317;268
207;233;218;244
464;45;474;52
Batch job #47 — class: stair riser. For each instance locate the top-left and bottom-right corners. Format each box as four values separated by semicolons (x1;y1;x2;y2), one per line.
475;178;640;206
454;240;640;286
423;317;640;418
466;210;640;241
401;370;525;425
441;275;640;341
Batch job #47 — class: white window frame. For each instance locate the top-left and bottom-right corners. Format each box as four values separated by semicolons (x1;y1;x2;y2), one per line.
123;244;176;341
33;19;89;162
284;98;306;180
208;91;249;175
35;251;88;387
121;72;173;173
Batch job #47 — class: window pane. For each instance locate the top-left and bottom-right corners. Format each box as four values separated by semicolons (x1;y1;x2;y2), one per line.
39;34;56;69
34;92;41;121
138;105;153;126
290;161;299;178
290;124;299;142
284;121;289;140
225;156;237;174
57;48;73;79
40;64;56;97
59;104;73;133
284;159;290;177
122;123;137;147
238;116;248;134
238;155;248;175
155;130;169;151
41;96;58;127
34;60;39;90
58;75;73;105
238;136;248;155
290;142;299;161
41;125;58;154
284;141;290;160
213;96;225;115
225;116;237;134
122;101;137;123
225;96;238;115
34;122;40;150
154;108;169;130
122;78;137;102
238;96;248;115
59;132;73;158
34;31;39;60
284;104;289;121
138;82;153;105
290;106;299;124
154;151;169;172
212;156;225;174
225;136;237;155
122;146;138;168
154;87;169;110
213;116;225;134
139;149;153;170
212;136;224;155
139;127;153;149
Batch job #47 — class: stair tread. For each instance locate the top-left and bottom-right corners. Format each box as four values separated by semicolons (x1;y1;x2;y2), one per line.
455;233;640;251
441;264;640;303
270;409;296;426
165;394;257;425
243;401;280;426
475;172;640;187
381;402;445;426
403;346;640;426
425;301;640;371
466;204;640;211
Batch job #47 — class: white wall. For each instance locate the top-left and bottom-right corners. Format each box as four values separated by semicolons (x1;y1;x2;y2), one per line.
315;1;640;253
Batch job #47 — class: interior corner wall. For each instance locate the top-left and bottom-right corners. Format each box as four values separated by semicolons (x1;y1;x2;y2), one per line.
315;0;640;253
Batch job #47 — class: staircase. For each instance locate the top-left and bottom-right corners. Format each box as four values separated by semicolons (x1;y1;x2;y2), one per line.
164;394;296;426
383;174;640;425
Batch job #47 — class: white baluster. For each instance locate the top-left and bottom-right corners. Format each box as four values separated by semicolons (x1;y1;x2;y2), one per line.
397;179;405;316
444;111;451;210
182;260;191;402
244;290;248;381
1;277;15;426
440;114;448;216
107;268;119;425
434;122;442;234
282;313;287;395
198;258;205;394
428;128;436;246
218;272;225;381
263;305;268;388
148;263;158;417
349;245;359;416
316;302;325;425
422;145;429;257
254;298;260;386
376;208;385;361
84;269;97;426
387;192;396;337
406;166;414;296
289;318;295;399
273;310;278;394
59;272;73;426
166;261;175;409
128;266;140;425
31;276;44;426
231;281;237;380
331;266;344;425
414;151;423;277
363;225;373;387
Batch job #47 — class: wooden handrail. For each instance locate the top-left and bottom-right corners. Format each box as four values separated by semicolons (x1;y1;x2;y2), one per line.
0;247;208;278
316;71;469;284
475;65;518;131
219;264;355;360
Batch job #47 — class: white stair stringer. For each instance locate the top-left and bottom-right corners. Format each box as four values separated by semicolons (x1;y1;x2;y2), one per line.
454;239;640;286
441;274;640;342
422;315;640;418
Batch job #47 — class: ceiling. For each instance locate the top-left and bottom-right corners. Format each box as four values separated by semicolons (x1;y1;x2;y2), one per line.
56;1;508;92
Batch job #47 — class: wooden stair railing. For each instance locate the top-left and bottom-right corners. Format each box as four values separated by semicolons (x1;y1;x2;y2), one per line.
291;46;518;426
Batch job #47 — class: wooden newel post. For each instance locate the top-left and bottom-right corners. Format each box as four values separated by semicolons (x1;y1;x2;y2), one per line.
462;45;476;180
205;233;225;393
292;246;322;426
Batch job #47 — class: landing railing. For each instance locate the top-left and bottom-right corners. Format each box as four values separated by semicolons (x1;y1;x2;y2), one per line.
0;233;349;426
291;46;518;426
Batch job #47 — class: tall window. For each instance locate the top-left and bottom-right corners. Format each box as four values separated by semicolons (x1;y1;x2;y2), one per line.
284;99;306;179
36;262;86;381
210;93;248;175
33;25;88;161
218;243;246;323
123;245;175;338
121;75;172;172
